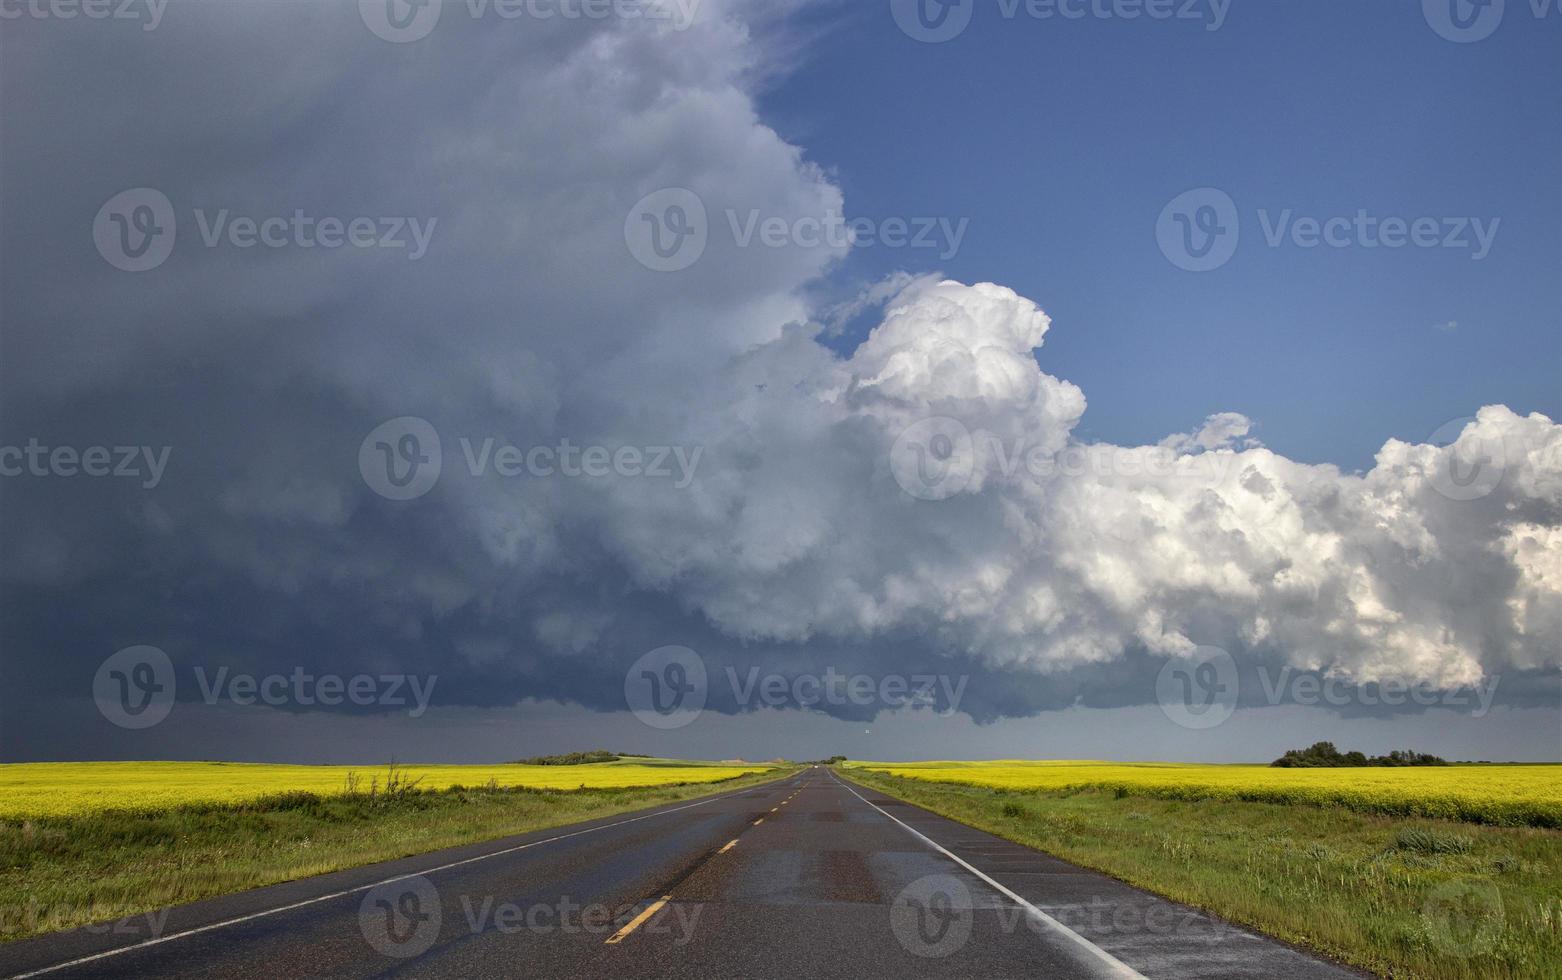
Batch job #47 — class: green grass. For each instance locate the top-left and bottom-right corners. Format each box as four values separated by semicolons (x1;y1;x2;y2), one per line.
1;766;794;942
842;768;1562;980
847;759;1562;828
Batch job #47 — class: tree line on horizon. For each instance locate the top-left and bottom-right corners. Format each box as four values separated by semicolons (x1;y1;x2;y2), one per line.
1271;742;1448;768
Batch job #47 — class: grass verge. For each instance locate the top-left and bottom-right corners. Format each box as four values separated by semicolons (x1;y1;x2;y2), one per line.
847;760;1561;828
841;768;1562;980
2;766;794;942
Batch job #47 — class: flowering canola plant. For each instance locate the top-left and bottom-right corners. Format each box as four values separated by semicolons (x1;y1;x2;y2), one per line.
0;759;771;819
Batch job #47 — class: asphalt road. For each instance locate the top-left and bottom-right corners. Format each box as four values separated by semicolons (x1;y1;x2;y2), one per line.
1;769;1361;979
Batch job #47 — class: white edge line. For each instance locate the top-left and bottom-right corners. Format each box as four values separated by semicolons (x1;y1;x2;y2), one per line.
9;773;804;980
829;772;1146;980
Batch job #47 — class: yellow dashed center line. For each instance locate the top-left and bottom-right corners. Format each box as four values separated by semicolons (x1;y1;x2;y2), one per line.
752;817;764;826
718;838;739;854
604;895;672;945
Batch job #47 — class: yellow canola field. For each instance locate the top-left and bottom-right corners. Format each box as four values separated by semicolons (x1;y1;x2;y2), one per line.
0;759;771;819
848;760;1562;827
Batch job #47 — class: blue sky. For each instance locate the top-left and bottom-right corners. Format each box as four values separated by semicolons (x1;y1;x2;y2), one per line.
765;0;1560;469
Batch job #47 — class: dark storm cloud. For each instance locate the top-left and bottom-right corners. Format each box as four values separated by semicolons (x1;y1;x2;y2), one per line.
2;0;1557;761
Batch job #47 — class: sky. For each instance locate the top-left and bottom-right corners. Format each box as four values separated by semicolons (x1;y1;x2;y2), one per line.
1;0;1558;765
766;1;1562;466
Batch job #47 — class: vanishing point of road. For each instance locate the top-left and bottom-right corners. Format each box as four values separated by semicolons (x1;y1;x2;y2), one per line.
1;770;1359;979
